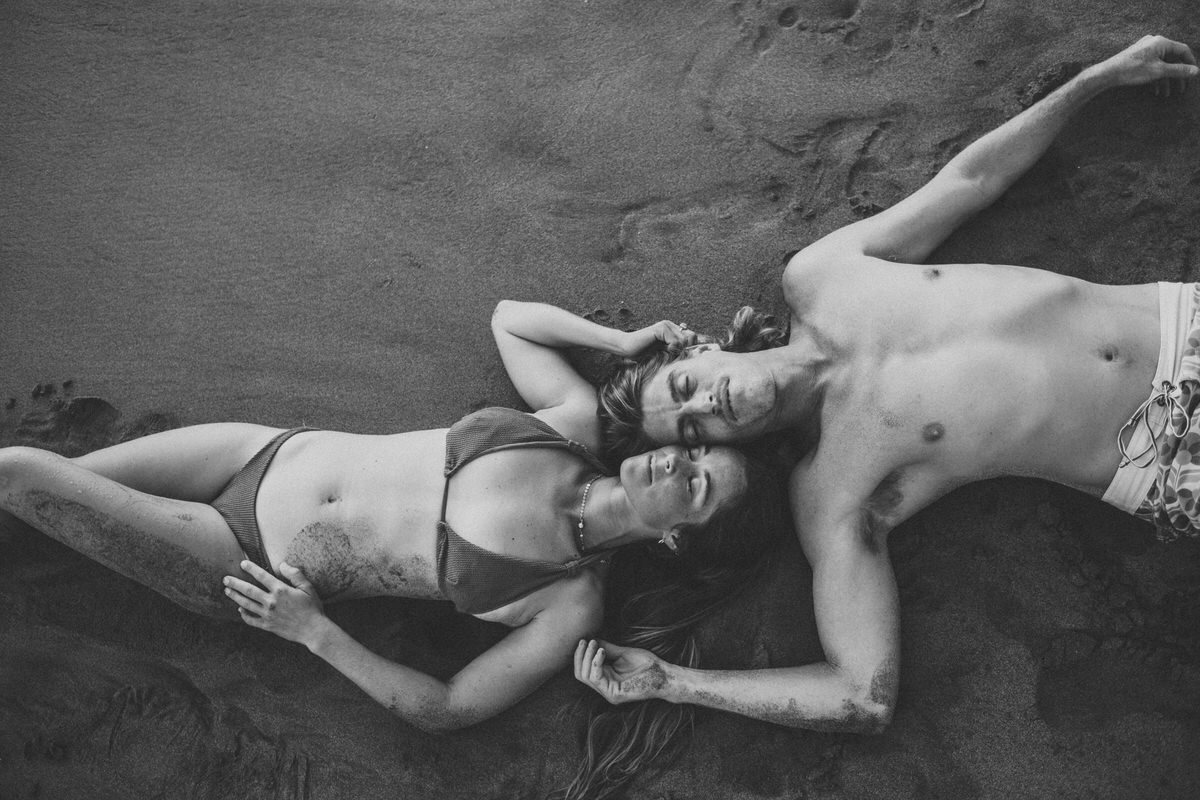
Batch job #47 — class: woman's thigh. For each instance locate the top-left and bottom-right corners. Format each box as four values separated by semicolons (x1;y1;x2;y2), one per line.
73;422;283;502
1;446;245;618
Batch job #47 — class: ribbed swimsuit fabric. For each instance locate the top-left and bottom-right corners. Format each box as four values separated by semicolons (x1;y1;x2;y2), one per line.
212;427;315;575
438;407;613;615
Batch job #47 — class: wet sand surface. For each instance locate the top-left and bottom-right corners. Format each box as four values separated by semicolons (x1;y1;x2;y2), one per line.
3;1;1200;797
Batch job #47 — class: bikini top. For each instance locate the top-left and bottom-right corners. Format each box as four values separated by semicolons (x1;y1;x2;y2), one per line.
437;406;614;615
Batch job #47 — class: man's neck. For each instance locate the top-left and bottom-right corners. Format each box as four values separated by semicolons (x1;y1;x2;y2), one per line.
758;329;839;442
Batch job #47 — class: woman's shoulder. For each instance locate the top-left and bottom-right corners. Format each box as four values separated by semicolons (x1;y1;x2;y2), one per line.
530;405;603;454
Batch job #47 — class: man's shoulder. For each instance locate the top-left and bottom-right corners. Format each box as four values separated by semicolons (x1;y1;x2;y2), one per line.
782;248;898;309
786;409;942;529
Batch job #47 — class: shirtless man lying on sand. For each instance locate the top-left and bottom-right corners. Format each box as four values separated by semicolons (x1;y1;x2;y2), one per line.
567;35;1200;731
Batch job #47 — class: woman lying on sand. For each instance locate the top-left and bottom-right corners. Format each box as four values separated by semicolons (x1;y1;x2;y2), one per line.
0;301;780;742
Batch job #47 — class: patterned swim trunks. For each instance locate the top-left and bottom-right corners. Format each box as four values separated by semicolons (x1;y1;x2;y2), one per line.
1104;282;1200;541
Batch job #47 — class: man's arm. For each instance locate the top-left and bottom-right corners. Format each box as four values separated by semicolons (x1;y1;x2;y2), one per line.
791;35;1197;267
575;480;901;732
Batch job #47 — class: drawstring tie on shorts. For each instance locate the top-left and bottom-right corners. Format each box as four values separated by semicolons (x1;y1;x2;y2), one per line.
1117;379;1192;469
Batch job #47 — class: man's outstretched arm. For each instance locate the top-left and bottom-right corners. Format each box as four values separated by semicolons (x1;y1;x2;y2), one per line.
793;35;1198;267
574;498;901;732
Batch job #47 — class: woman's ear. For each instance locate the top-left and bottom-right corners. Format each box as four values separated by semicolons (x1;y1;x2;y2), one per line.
659;529;682;553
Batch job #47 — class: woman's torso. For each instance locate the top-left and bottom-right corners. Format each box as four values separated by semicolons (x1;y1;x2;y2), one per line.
253;413;607;622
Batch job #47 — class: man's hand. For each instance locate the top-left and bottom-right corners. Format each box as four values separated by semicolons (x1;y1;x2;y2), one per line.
224;560;328;648
574;638;672;704
1094;35;1198;95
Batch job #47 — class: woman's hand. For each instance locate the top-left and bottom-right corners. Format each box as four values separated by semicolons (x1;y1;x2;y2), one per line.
224;560;327;649
621;320;699;356
574;638;671;704
1093;35;1197;95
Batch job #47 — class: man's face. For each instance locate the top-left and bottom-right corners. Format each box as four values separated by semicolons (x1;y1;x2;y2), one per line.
638;347;777;445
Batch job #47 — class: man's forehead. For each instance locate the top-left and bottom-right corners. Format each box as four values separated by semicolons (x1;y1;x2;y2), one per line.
640;367;675;407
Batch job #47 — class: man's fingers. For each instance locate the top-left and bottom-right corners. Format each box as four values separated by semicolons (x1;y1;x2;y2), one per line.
580;639;598;679
574;640;587;678
590;646;606;682
595;638;627;657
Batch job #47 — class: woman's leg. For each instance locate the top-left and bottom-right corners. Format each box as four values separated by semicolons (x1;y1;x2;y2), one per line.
72;422;282;501
1;445;253;618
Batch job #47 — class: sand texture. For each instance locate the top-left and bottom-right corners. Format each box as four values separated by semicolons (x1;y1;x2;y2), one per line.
3;0;1200;797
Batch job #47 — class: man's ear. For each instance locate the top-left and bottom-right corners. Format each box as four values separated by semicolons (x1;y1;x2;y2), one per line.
685;342;719;355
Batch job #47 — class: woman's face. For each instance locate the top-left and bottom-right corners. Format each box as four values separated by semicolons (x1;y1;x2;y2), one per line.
619;444;748;532
638;347;777;446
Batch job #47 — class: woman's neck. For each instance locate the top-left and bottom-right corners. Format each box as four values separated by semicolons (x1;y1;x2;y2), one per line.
574;477;656;552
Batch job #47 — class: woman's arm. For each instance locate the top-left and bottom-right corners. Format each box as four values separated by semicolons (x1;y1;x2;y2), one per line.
227;561;601;732
491;300;692;446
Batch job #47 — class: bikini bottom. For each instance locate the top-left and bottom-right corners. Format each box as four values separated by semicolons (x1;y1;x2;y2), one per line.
212;427;315;574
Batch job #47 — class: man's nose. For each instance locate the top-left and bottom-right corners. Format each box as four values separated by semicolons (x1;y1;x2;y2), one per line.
682;392;717;415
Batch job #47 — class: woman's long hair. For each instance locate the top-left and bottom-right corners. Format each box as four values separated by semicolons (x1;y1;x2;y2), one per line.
549;455;787;800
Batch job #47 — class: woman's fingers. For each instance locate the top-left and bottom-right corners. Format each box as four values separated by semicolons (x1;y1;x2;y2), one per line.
240;559;282;589
225;586;262;613
1161;37;1197;66
237;607;265;628
223;575;270;605
278;561;315;593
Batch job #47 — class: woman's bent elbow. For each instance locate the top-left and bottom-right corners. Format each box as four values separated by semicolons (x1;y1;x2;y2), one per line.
858;698;894;734
491;299;520;328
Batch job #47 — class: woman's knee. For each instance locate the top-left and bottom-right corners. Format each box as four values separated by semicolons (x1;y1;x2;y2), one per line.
0;446;66;495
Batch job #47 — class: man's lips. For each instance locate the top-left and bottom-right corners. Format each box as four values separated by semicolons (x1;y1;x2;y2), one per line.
720;378;737;422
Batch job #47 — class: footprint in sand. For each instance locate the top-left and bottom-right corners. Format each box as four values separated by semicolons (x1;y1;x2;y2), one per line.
583;306;635;328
